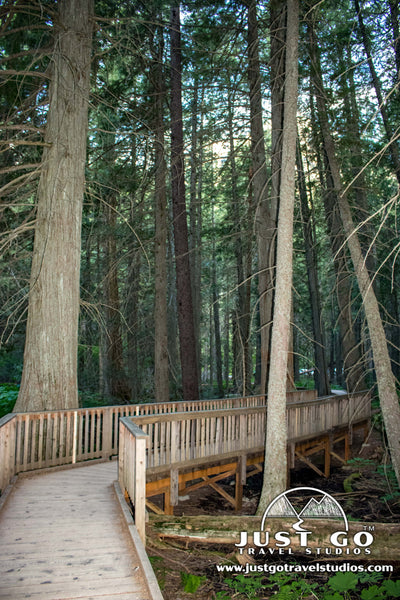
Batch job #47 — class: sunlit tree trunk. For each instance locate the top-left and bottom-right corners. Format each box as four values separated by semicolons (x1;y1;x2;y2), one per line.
247;0;276;395
257;0;299;512
15;0;93;412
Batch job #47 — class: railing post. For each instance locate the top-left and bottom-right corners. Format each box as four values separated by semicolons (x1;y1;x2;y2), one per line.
72;411;78;464
134;434;147;543
103;408;113;458
118;418;148;545
0;414;17;493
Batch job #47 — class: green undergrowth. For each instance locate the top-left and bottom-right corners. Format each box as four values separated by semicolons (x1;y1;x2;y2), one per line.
345;457;400;505
216;570;400;600
0;383;19;418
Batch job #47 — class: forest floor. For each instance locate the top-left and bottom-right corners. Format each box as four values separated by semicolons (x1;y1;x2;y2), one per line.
145;428;400;600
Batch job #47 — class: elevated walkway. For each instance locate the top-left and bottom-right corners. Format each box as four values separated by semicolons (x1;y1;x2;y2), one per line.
0;461;162;600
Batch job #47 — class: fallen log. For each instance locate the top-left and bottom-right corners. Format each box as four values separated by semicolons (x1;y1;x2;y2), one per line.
148;514;400;561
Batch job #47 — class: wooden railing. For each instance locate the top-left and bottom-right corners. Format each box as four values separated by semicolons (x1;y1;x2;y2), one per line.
2;395;267;476
118;391;370;538
1;390;371;542
0;390;369;491
129;391;371;473
287;390;371;442
132;407;265;470
0;414;17;494
119;418;148;543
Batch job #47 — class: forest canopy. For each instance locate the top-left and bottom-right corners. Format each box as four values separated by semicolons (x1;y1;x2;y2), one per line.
1;0;399;419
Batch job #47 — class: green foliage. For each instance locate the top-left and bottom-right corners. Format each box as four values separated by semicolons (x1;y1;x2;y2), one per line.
361;585;385;600
0;384;19;418
382;579;400;597
219;569;399;600
294;377;316;390
180;572;206;593
223;574;265;599
0;349;23;384
328;572;359;594
79;391;110;409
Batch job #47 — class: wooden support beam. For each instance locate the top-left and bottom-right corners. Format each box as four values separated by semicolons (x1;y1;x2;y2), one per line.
207;479;236;507
183;469;236;495
170;468;179;506
246;465;262;478
146;499;165;515
325;436;331;477
330;450;346;464
295;450;326;478
236;456;245;511
238;455;247;485
164;489;173;515
344;431;350;461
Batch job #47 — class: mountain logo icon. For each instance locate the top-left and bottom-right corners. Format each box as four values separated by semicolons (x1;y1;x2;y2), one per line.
260;487;348;532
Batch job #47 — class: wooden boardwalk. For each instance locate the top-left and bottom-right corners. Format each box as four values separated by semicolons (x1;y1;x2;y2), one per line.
0;461;161;600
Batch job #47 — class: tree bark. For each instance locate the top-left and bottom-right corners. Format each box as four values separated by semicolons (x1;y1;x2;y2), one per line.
15;0;93;412
310;92;366;392
388;0;400;83
227;92;252;395
170;4;199;401
152;25;169;404
189;77;203;378
354;0;400;185
211;204;224;398
296;138;330;396
104;196;131;402
247;0;277;395
257;0;299;512
309;18;400;486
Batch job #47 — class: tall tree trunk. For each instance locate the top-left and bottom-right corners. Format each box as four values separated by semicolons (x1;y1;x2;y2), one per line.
152;25;169;404
167;217;180;393
15;0;93;412
104;196;130;402
224;303;230;390
310;93;366;392
389;0;400;83
309;18;400;486
257;0;299;512
354;0;400;185
227;92;251;395
211;204;224;398
296;138;330;396
170;4;199;400
247;0;277;395
189;77;203;378
127;246;141;401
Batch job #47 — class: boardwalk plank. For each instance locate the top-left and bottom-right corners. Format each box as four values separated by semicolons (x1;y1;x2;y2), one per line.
0;462;155;600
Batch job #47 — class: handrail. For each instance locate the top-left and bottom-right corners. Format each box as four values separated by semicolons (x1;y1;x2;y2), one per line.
9;395;267;474
0;413;17;494
129;391;371;471
118;417;148;543
0;390;370;483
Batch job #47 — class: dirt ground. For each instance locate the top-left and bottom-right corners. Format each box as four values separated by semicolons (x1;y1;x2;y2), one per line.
145;428;400;599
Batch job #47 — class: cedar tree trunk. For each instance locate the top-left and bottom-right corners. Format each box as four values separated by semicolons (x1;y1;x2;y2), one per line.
15;0;93;412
